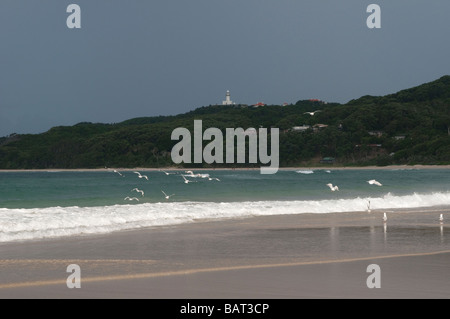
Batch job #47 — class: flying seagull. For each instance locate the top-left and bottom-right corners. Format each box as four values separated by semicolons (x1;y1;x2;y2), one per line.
134;171;149;180
161;170;175;175
113;170;124;177
184;171;203;178
304;110;322;116
326;183;339;192
131;188;144;196
367;179;383;186
124;196;139;202
182;175;196;184
208;177;221;181
161;190;175;200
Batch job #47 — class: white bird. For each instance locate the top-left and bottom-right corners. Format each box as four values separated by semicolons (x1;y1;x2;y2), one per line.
161;170;175;175
124;196;139;201
439;214;444;223
183;171;202;178
161;190;175;200
326;183;339;191
134;171;149;180
208;177;221;181
367;200;371;213
367;179;383;186
304;110;321;116
186;173;209;178
113;170;124;177
131;188;144;196
383;213;387;223
182;175;196;184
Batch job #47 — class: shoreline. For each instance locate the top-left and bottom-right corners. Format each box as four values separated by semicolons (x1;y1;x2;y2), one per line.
1;205;449;246
1;164;450;172
1;208;449;298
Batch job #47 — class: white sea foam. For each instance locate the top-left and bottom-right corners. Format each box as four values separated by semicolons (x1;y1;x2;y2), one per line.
295;170;314;174
1;192;449;243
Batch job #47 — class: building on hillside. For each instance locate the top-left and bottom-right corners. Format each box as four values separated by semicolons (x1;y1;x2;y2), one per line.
368;131;384;137
313;124;328;132
291;125;311;132
222;90;235;105
252;102;266;107
309;99;328;104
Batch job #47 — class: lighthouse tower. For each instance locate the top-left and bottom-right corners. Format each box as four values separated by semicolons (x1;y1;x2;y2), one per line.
222;90;234;105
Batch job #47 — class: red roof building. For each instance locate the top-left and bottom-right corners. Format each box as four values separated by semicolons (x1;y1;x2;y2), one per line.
252;102;266;107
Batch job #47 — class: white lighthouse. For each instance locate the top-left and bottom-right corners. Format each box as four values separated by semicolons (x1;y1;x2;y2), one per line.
222;90;234;105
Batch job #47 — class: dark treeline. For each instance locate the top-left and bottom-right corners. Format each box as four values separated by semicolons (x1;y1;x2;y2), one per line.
1;76;450;169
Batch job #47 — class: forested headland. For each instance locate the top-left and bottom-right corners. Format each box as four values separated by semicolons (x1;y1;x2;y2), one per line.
1;76;449;169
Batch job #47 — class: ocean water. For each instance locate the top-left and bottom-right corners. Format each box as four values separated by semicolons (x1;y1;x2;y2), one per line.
0;169;449;243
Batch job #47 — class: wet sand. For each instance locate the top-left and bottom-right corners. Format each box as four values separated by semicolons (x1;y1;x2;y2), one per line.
1;208;449;298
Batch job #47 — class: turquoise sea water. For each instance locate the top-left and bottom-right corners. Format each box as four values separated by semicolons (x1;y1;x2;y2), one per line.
0;169;449;242
1;169;449;208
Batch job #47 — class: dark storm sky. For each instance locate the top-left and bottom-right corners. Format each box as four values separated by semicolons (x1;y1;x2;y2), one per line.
1;0;449;136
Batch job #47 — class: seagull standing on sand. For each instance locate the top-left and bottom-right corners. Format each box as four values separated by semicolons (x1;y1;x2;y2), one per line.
440;214;444;223
134;171;149;180
367;200;371;213
124;196;139;202
383;213;387;223
131;188;144;197
326;183;339;192
367;179;383;186
161;190;175;200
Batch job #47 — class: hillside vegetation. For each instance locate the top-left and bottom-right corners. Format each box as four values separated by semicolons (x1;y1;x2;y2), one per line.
1;76;449;169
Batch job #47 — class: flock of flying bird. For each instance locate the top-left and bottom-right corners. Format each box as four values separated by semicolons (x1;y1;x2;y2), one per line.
304;110;444;222
326;179;382;192
326;178;445;224
113;168;445;225
304;110;444;223
112;169;220;202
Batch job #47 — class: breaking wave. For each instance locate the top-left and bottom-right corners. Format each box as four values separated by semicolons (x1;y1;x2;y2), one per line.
1;191;449;243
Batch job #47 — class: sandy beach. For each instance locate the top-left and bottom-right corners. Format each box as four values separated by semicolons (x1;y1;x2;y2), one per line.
1;207;449;299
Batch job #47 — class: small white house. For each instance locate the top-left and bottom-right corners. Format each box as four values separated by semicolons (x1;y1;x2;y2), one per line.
292;125;311;132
